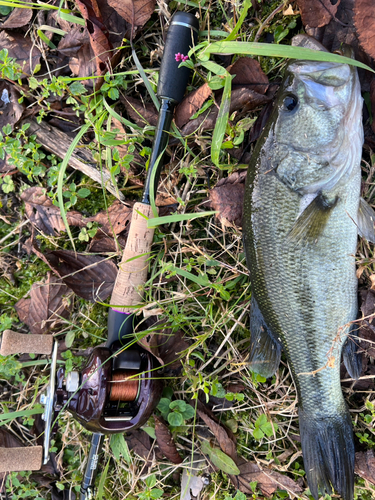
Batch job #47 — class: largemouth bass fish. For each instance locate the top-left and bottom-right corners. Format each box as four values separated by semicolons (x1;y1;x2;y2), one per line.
243;35;374;500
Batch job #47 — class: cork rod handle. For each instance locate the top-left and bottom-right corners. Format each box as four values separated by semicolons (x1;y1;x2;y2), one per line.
110;202;158;312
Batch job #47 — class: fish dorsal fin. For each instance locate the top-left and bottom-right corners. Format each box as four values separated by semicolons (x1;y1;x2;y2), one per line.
286;193;337;247
358;197;375;243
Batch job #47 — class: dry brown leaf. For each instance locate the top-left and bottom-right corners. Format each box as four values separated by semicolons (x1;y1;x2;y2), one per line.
125;428;152;460
90;200;133;236
229;57;269;95
45;250;117;302
354;0;375;59
355;450;375;485
15;273;71;335
58;27;89;58
197;410;237;463
296;0;340;28
154;415;183;464
175;83;212;129
138;326;189;374
69;41;97;78
181;88;269;137
121;96;159;127
107;0;155;37
209;171;247;227
0;31;41;77
21;187;84;235
0;1;32;29
75;0;113;73
371;78;375;135
0;82;24;132
229;460;303;497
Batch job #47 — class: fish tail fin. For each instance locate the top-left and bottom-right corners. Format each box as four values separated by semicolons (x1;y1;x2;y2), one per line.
299;408;354;500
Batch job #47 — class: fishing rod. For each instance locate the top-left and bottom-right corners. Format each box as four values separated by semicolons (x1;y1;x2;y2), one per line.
0;11;198;499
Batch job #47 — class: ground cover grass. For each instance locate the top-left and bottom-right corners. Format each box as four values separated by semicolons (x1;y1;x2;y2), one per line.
0;1;375;499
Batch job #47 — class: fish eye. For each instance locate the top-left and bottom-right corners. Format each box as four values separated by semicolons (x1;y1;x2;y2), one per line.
283;95;298;111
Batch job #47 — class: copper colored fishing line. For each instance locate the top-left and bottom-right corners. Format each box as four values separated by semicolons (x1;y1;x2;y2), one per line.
109;370;139;401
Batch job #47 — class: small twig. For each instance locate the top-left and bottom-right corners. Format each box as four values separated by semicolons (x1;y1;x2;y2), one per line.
254;1;287;43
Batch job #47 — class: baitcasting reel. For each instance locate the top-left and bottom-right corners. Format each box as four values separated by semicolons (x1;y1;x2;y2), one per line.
0;314;162;499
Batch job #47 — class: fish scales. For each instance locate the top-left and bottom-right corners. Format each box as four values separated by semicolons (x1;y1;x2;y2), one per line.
243;36;364;500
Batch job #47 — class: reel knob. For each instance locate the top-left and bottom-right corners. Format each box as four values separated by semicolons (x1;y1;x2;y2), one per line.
66;371;80;392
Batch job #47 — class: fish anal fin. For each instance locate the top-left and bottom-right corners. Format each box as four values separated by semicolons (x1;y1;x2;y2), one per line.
342;326;362;380
358;197;375;243
286;193;337;247
249;297;282;378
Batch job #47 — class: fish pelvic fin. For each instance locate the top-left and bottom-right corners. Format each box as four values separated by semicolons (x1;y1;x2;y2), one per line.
342;325;362;380
286;193;337;247
299;408;354;500
249;297;282;378
358;197;375;243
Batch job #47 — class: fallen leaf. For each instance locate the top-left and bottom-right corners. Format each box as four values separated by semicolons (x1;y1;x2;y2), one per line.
138;326;189;374
355;450;375;485
180;455;207;500
229;460;303;497
201;440;239;475
181;88;269;137
89;200;133;237
197;410;237;463
154;415;183;464
0;82;24;132
121;95;159;127
69;41;97;78
15;273;71;335
228;57;269;95
125;428;152;460
0;31;41;77
0;0;32;29
57;27;89;58
22;187;84;235
175;83;212;129
107;0;156;38
371;78;375;136
45;250;117;302
209;171;247;227
296;0;340;28
354;0;375;59
75;0;113;73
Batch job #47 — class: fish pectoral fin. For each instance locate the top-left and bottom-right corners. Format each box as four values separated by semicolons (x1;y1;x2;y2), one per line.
249;297;282;378
286;193;337;247
358;197;375;243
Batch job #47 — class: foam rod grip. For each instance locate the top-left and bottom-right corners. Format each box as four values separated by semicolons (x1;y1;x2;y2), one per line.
0;330;54;356
157;11;199;103
0;446;43;472
110;202;157;312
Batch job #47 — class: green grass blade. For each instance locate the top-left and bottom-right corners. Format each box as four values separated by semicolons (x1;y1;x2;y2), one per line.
198;42;375;73
225;0;251;41
0;408;44;425
103;97;142;130
147;210;217;227
57;122;91;251
170;266;210;286
211;71;231;167
97;457;110;500
132;48;160;110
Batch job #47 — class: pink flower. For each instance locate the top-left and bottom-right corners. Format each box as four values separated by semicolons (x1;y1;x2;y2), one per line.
175;53;189;62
